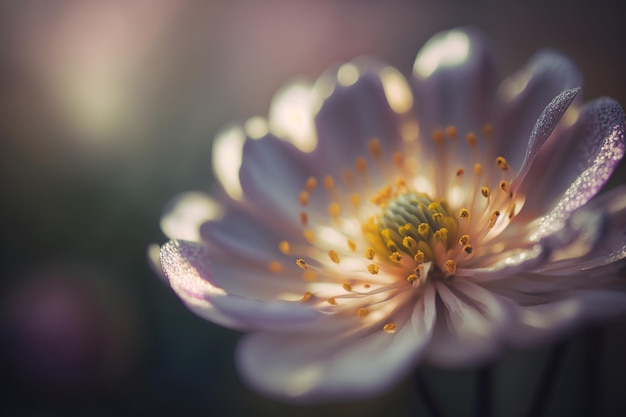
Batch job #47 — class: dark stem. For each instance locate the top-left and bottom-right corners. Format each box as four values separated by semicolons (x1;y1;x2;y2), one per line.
414;369;445;417
475;364;493;417
524;340;568;417
582;325;602;416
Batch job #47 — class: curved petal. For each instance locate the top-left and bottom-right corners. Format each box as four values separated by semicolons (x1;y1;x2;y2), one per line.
426;280;511;367
493;51;583;171
528;98;626;240
313;60;404;171
235;285;436;404
506;289;626;348
239;133;322;226
412;27;497;138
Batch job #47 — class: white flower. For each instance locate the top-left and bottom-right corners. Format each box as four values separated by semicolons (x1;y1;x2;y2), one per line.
157;27;626;403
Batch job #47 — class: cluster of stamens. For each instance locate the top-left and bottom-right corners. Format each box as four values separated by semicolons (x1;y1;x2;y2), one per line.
266;123;522;334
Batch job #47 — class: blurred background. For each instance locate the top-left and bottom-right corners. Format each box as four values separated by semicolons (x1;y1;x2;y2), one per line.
1;0;625;416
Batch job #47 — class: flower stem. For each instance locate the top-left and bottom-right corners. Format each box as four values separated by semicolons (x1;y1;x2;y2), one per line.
524;340;568;417
414;369;444;417
475;365;492;417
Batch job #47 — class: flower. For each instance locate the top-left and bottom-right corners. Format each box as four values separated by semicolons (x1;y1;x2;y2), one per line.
157;27;626;403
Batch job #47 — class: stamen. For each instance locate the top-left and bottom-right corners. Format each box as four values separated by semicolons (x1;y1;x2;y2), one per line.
393;152;405;167
299;191;309;206
456;168;465;177
496;156;509;171
445;259;457;275
463;244;473;254
350;193;361;208
328;202;341;217
414;251;425;264
302;271;317;281
474;163;482;176
445;125;458;139
499;180;510;193
300;291;312;302
303;229;315;243
342;282;353;291
357;307;369;317
407;273;418;283
466;132;477;146
481;186;491;198
368;138;382;158
488;211;501;228
483;123;493;137
389;252;403;263
355;157;367;173
278;240;290;254
402;236;417;249
365;247;376;260
383;323;397;333
300;212;308;225
326;297;338;305
347;239;357;251
295;259;308;270
268;261;282;273
323;175;335;189
328;250;340;264
367;264;380;274
305;176;318;192
432;129;444;144
459;234;470;245
459;208;470;219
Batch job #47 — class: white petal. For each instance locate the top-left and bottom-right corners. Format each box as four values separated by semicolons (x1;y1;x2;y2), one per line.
235;284;436;403
426;280;511;367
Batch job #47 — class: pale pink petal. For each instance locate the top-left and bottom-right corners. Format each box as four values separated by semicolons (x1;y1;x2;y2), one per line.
239;133;321;225
412;27;497;138
426;280;512;367
235;285;436;404
506;290;626;348
518;98;626;223
160;240;320;332
313;62;404;170
493;51;582;171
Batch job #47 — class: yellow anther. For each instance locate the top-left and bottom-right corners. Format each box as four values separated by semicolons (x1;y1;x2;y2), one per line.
483;123;493;137
456;168;465;177
414;251;425;264
368;138;382;157
481;186;491;198
389;251;403;263
302;270;317;281
342;282;353;291
398;224;411;235
432;212;444;223
357;307;369;317
396;177;407;189
402;236;417;249
474;163;482;176
299;191;309;206
365;247;376;260
328;201;341;217
328;249;340;264
488;210;501;228
323;175;335;189
463;244;473;254
407;273;418;283
326;297;338;305
383;323;397;333
342;170;354;186
300;291;312;302
499;180;510;193
445;125;458;139
363;283;371;289
445;259;457;275
296;259;307;270
496;156;509;171
432;129;444;144
459;234;470;246
466;132;477;146
303;229;315;243
278;240;290;254
355;157;367;173
414;263;424;278
305;176;318;191
428;202;440;211
393;151;405;167
459;208;470;219
350;193;361;207
434;228;448;242
300;211;308;225
367;264;380;274
418;223;430;236
347;239;357;252
268;261;283;273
